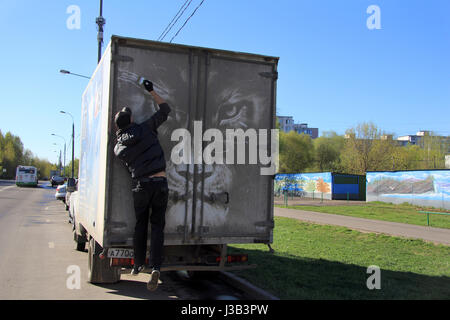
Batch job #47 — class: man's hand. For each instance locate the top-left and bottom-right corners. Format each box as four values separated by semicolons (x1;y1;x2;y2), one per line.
142;78;165;105
143;80;154;92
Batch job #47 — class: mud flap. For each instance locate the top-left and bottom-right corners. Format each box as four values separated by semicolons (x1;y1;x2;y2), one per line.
88;238;121;284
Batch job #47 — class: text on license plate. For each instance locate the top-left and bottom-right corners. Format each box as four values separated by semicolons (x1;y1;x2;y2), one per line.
108;248;134;258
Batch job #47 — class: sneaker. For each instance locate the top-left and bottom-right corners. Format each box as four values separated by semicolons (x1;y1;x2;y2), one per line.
147;270;160;291
130;265;145;275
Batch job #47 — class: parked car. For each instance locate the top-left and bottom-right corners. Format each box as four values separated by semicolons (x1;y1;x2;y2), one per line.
68;190;79;226
65;178;78;211
55;184;67;202
51;175;65;187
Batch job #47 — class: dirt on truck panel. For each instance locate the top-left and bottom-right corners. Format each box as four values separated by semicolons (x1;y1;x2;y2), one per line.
74;35;278;280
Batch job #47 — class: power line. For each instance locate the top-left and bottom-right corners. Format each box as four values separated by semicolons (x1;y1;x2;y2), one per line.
157;0;193;41
170;0;207;43
157;0;190;41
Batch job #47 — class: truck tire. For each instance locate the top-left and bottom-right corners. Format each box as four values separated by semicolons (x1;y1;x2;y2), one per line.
72;217;86;251
73;230;86;252
87;238;121;284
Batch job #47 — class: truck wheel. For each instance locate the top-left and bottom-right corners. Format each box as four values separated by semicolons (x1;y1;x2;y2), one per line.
72;217;86;251
73;230;86;251
87;238;121;284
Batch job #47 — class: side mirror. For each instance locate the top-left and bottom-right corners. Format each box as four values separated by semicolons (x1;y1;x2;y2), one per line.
67;178;77;192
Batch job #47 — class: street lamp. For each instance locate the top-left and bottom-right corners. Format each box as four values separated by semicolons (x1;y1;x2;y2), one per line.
53;143;62;175
53;150;62;175
59;69;90;79
52;134;66;177
60;110;75;178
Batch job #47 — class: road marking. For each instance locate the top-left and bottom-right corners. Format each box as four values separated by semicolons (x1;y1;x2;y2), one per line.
48;242;55;248
0;185;15;192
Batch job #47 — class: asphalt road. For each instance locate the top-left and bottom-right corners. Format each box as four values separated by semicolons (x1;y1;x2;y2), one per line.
0;181;246;300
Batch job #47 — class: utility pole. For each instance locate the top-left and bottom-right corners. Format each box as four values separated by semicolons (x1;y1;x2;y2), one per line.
52;134;66;177
63;143;66;176
96;0;106;64
60;111;75;178
59;150;62;176
71;121;75;178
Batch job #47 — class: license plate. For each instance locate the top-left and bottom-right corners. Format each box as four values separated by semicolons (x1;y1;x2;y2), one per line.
107;248;134;258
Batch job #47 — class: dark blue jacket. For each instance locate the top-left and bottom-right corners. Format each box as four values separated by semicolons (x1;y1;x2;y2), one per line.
114;103;171;179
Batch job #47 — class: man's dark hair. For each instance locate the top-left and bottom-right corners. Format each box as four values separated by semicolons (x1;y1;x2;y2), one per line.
115;107;132;129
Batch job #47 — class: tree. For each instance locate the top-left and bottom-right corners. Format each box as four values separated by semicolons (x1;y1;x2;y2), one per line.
420;132;448;169
389;132;448;170
3;140;19;178
340;122;395;175
313;131;346;172
0;129;56;179
279;131;314;173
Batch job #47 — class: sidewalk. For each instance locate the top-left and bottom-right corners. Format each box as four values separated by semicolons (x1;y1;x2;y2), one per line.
275;207;450;246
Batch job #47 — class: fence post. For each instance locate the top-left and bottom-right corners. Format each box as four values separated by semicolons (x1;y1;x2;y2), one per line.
284;190;288;207
347;192;349;204
427;212;430;226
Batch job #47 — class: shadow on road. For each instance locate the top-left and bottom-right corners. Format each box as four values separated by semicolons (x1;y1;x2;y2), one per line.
95;278;173;300
94;271;244;300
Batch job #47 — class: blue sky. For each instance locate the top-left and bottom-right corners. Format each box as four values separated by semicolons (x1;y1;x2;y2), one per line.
0;0;449;163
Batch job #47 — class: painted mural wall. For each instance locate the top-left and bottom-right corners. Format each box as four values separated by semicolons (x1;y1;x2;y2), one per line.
366;170;450;210
275;172;332;200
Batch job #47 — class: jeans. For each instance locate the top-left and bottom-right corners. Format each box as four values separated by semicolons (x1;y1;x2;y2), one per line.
132;177;168;270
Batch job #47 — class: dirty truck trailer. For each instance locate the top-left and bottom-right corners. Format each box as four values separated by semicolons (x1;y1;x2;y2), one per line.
73;35;278;283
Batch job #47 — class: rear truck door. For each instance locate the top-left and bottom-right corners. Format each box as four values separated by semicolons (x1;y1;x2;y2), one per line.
191;50;277;244
107;41;195;245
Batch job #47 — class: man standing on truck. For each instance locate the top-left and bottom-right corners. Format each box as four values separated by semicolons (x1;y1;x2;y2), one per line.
113;79;170;291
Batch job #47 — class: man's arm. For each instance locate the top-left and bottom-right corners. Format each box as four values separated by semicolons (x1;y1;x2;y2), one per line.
142;79;171;130
150;90;165;105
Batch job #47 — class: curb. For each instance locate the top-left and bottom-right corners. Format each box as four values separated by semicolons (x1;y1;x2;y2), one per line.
218;271;280;300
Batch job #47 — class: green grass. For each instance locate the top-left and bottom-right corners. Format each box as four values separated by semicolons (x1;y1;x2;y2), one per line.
276;201;450;229
229;217;450;300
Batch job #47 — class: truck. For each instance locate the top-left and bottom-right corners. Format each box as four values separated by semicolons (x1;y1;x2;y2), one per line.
50;170;59;179
72;35;278;283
